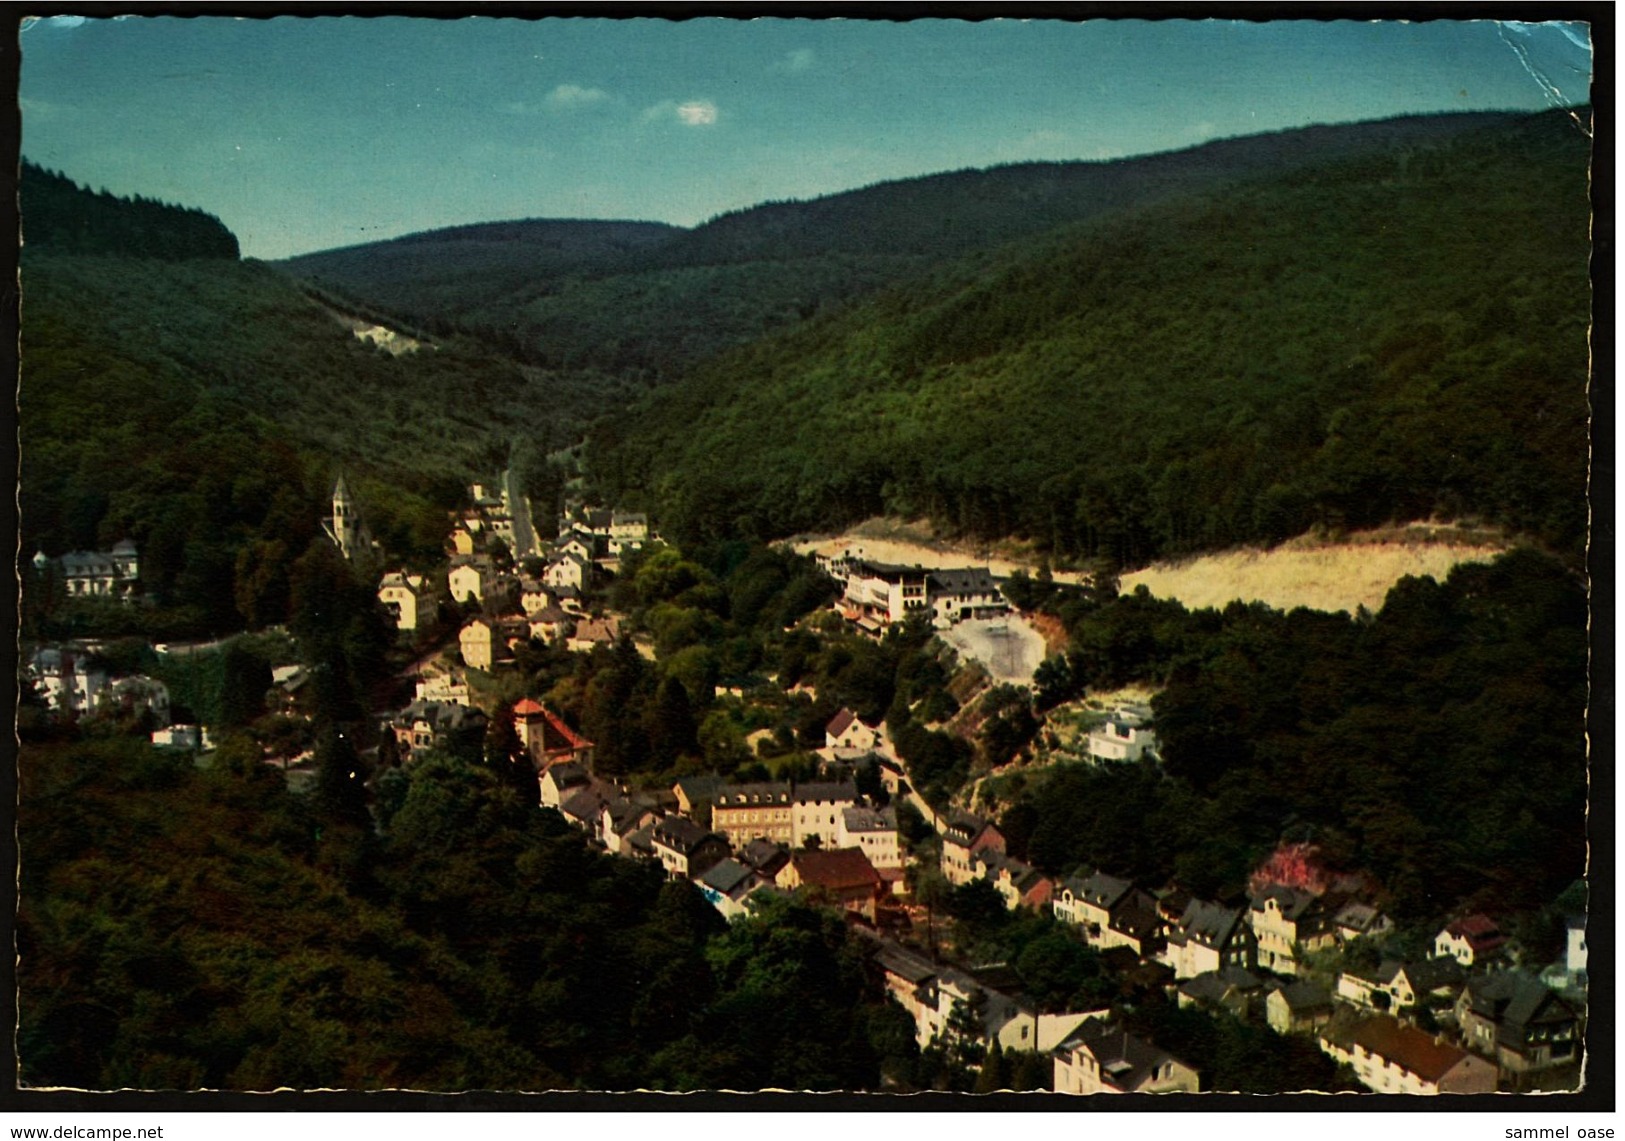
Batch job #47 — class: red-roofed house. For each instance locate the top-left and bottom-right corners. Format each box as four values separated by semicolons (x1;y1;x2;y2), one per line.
1434;915;1509;967
514;699;595;770
825;707;880;751
1321;1015;1497;1094
777;847;882;911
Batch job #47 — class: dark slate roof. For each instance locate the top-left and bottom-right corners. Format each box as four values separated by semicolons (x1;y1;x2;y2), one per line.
1180;967;1262;1005
652;816;722;854
544;761;589;789
741;839;790;876
1109;889;1164;941
673;773;727;802
928;567;999;594
1464;971;1576;1030
560;786;610;822
1402;957;1465;995
699;858;755;896
876;943;938;986
1251;884;1319;921
1279;980;1334;1012
716;782;793;806
1080;871;1135;911
1180;899;1244;948
793;781;858;805
943;811;991;847
1062;1022;1192;1093
841;805;895;833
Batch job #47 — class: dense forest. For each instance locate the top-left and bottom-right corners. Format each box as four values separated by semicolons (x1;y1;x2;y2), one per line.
21;161;240;260
279;111;1522;385
16;736;919;1091
987;549;1587;925
589;109;1591;567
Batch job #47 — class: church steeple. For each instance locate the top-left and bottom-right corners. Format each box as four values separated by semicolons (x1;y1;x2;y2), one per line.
328;475;359;559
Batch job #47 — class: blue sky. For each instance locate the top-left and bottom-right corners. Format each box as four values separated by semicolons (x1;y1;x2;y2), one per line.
20;16;1592;259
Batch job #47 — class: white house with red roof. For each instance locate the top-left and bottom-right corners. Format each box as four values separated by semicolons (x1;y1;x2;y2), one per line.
825;707;880;751
1434;914;1509;967
514;699;595;770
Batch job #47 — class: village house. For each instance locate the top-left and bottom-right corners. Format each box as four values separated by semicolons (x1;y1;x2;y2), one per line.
539;760;592;811
459;618;499;670
601;796;663;856
545;552;592;593
927;567;1008;627
609;511;651;555
777;847;882;913
1086;703;1160;764
1320;1014;1498;1095
518;579;554;615
1177;966;1265;1019
560;784;614;836
791;781;860;849
448;558;493;604
25;645;108;717
378;571;438;632
1162;898;1256;980
447;522;476;557
651;817;730;881
1267;980;1336;1035
267;663;312;717
1435;914;1509;967
1455;971;1581;1074
414;669;469;706
1053;1022;1201;1095
1055;871;1161;954
974;850;1053;911
566;615;621;654
835;804;902;871
1334;901;1396;943
711;783;795;847
825;707;880;751
672;772;727;818
874;942;1043;1053
739;838;791;881
940;811;1006;886
387;700;486;762
1334;957;1465;1017
1249;885;1339;977
35;539;142;601
695;858;766;921
513;699;595;770
527;605;572;645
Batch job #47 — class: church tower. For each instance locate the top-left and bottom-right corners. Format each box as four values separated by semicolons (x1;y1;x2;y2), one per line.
328;475;359;560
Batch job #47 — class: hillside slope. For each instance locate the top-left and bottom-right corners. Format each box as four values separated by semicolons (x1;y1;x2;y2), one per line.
590;110;1591;567
276;112;1524;382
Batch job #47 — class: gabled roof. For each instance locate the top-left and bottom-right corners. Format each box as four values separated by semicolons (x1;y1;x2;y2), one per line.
789;847;881;892
826;707;859;737
1080;871;1135;911
559;786;610;822
1179;899;1244;948
1180;967;1261;1006
942;811;993;847
1401;956;1465;995
699;858;755;897
1463;971;1576;1031
1108;889;1163;941
1278;980;1334;1012
1062;1022;1193;1093
741;838;790;877
793;780;858;805
543;761;589;789
1349;1016;1473;1084
841;805;896;834
1443;913;1507;953
673;773;727;802
928;567;999;594
876;943;938;986
1251;884;1320;921
652;816;723;855
716;782;793;806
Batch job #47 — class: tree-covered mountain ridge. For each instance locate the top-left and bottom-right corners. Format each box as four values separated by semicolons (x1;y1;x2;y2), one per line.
275;110;1528;383
588;108;1591;570
21;160;240;260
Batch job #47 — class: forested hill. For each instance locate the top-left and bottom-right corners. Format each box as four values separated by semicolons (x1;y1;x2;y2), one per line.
273;111;1524;381
589;108;1592;567
19;171;599;636
280;218;682;329
21;160;240;260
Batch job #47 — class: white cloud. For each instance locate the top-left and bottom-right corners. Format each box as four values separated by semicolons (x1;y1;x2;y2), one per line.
676;100;718;126
545;83;610;110
772;48;816;74
643;99;719;127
